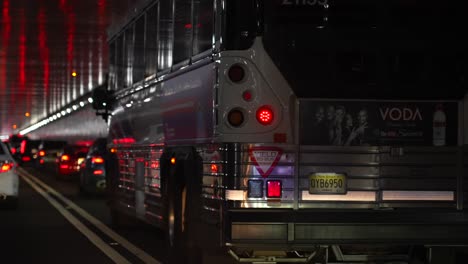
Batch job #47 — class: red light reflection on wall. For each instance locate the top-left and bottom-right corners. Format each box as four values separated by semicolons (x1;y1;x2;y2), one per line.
38;6;50;113
0;0;10;116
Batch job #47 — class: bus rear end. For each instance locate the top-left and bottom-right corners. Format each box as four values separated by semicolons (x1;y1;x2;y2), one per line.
216;0;468;262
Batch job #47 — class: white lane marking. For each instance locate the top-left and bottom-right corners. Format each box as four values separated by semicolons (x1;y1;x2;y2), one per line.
20;173;132;264
19;168;161;264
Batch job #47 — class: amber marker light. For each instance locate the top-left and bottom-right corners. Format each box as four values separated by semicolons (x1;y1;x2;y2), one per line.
72;71;77;77
227;108;245;127
170;157;176;165
25;112;30;117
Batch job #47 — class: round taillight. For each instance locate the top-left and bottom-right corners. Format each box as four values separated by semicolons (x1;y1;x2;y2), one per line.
256;106;274;125
227;108;245;127
228;64;245;83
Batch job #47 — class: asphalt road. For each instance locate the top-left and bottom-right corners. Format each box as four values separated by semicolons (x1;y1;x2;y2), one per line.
0;165;236;264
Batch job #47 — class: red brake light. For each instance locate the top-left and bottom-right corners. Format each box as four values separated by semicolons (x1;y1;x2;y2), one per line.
91;157;104;164
61;155;70;161
39;150;45;157
22;156;31;162
10;148;16;154
93;169;104;175
256;106;274;125
20;140;26;154
266;180;282;198
1;163;13;173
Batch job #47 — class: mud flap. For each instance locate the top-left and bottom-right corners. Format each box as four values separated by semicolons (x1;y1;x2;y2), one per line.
161;147;203;264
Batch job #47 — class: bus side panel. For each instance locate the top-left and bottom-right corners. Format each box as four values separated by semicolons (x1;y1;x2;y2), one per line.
160;63;216;144
109;62;216;145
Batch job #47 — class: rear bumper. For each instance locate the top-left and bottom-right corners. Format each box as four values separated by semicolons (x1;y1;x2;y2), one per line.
0;171;19;196
81;173;106;193
226;209;468;249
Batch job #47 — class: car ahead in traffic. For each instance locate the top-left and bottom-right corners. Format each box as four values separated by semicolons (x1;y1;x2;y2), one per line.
56;145;89;180
0;141;18;209
79;138;107;194
5;134;29;163
36;140;68;170
18;139;41;166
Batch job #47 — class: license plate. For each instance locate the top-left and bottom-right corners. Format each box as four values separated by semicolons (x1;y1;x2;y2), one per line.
309;173;347;194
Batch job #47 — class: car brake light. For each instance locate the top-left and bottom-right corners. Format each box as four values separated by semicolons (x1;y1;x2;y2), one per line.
266;180;282;198
22;156;31;162
10;148;16;154
1;163;13;173
39;150;45;157
256;105;274;126
91;157;104;164
20;140;26;154
93;169;104;175
61;155;70;161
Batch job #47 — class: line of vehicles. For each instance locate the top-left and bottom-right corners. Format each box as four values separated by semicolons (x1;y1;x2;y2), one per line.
0;134;109;210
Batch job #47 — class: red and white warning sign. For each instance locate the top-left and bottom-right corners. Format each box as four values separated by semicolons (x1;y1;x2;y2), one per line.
248;146;283;178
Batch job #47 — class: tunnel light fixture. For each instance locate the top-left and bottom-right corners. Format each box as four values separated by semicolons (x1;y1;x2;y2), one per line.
88;97;93;103
66;108;71;113
80;101;85;107
72;105;78;110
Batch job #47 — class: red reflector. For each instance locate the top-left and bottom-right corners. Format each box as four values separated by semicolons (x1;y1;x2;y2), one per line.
210;164;218;173
91;157;104;164
242;90;252;101
151;160;159;169
266;180;282;198
39;150;45;157
22;156;31;162
61;155;70;161
256;106;274;125
93;169;104;175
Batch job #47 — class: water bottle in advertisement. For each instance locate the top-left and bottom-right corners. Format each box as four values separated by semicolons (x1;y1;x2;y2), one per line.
432;104;446;146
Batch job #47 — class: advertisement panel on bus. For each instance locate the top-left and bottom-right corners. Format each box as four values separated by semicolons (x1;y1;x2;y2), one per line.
300;100;458;146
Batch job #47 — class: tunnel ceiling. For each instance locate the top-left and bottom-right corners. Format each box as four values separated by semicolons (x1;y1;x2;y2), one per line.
0;0;135;137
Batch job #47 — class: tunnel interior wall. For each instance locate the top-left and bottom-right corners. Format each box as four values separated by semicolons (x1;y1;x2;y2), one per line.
26;105;108;144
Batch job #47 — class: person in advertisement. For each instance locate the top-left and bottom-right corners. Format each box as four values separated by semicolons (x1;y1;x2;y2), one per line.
344;108;378;146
